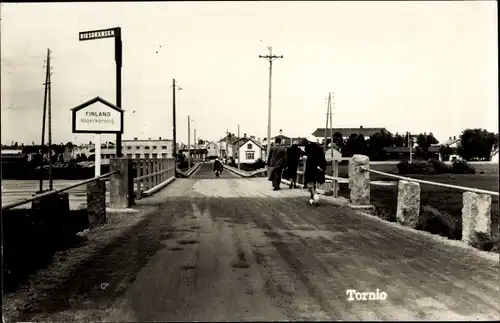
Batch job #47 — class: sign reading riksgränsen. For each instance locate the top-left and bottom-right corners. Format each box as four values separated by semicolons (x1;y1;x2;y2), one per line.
71;96;124;134
79;28;117;41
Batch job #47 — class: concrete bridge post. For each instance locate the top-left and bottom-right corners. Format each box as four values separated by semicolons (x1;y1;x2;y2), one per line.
87;179;106;228
109;157;134;209
462;192;492;245
348;154;370;205
396;180;421;228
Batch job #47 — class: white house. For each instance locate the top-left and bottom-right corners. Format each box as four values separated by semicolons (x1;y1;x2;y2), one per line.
204;141;220;159
490;146;499;162
235;137;264;164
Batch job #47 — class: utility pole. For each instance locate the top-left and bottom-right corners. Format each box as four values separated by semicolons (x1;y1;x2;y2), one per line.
194;128;197;161
330;92;334;161
408;131;413;164
225;129;229;163
188;115;191;169
237;124;241;170
259;46;283;160
39;49;50;193
47;49;53;190
171;79;182;161
324;94;330;153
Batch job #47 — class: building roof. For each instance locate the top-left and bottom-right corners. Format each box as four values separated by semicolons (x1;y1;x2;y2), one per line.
236;137;264;149
438;138;460;147
312;127;391;138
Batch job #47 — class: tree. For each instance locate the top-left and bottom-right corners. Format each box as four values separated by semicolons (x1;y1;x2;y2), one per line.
458;128;496;161
416;133;431;159
393;134;405;147
332;132;344;149
439;145;453;161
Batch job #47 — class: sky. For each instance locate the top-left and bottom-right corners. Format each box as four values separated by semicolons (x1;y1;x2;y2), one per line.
1;1;498;146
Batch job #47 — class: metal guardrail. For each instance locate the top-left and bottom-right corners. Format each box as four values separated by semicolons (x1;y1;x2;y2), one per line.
360;166;499;197
2;171;118;211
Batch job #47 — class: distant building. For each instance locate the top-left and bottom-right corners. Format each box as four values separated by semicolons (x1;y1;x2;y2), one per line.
100;137;174;162
312;126;392;141
234;136;264;163
204;142;220;159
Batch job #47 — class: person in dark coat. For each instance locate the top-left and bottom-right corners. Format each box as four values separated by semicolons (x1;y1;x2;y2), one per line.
213;157;223;177
302;139;327;205
267;137;287;190
284;140;305;189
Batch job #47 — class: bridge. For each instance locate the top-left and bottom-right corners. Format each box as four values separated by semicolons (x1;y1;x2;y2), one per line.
2;157;499;321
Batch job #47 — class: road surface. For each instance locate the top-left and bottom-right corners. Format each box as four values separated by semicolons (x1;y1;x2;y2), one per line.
190;162;241;179
11;177;500;321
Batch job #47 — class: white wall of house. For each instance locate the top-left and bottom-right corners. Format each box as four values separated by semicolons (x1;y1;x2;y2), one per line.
238;139;263;163
205;142;220;158
218;140;234;158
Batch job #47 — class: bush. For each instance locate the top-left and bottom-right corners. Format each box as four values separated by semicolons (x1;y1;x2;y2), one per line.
451;159;476;174
428;158;450;174
397;160;436;175
417;205;460;240
254;158;266;169
470;232;499;252
3;207;88;292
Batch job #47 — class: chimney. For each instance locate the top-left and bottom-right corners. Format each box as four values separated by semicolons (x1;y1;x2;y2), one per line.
449;136;452;140
244;133;247;138
148;137;151;140
159;137;162;140
360;125;363;129
250;135;255;140
453;136;456;140
279;129;283;135
134;137;138;140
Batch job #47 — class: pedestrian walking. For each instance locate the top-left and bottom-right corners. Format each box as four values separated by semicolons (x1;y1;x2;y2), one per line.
213;157;223;178
302;138;327;205
267;137;287;190
283;140;305;189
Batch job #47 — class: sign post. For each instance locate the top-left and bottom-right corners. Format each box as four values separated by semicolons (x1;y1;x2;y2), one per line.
71;96;124;177
79;27;123;157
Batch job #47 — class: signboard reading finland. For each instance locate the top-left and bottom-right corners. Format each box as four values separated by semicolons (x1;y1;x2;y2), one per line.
71;96;124;133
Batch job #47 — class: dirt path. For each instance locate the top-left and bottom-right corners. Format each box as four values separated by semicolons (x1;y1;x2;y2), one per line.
6;178;499;321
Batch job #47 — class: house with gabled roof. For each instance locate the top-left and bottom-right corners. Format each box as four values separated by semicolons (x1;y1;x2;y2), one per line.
232;135;264;163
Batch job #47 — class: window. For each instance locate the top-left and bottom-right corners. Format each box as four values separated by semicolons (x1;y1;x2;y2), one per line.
144;153;150;158
145;146;150;149
162;153;167;158
247;143;253;149
136;146;141;149
135;154;141;159
152;153;158;159
161;146;167;149
126;146;132;149
245;151;255;160
127;154;133;158
152;146;157;149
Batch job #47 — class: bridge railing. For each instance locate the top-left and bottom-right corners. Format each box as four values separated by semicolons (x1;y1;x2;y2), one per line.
346;154;498;246
2;170;118;232
134;158;176;200
1;171;117;212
